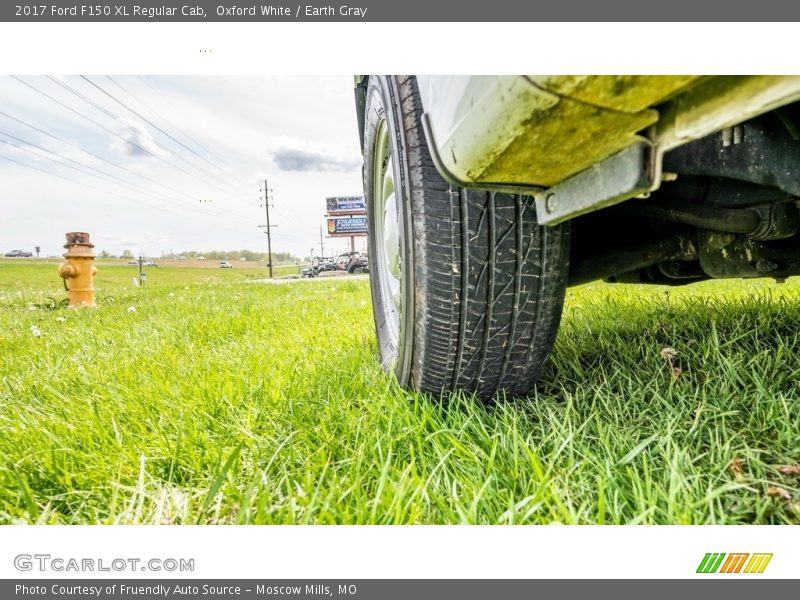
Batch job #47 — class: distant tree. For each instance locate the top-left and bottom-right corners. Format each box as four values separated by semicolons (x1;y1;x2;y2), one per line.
99;250;110;258
173;249;301;264
121;249;133;259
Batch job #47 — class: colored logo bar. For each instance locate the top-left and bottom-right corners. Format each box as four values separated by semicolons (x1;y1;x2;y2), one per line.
696;553;772;574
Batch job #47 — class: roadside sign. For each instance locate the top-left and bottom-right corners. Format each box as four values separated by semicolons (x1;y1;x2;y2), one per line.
327;216;367;236
326;196;366;215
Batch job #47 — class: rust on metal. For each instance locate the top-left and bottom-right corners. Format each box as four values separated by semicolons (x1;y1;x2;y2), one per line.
58;231;97;307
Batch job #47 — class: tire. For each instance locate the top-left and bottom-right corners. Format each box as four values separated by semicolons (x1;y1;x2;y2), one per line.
363;75;570;401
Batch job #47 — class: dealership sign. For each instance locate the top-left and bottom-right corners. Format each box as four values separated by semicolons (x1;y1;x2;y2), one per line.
326;196;366;215
327;216;368;236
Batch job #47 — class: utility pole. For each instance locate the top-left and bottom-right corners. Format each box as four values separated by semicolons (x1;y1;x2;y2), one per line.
319;225;325;259
260;179;275;278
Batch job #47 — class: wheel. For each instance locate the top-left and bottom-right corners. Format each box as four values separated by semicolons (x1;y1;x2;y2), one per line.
363;75;571;401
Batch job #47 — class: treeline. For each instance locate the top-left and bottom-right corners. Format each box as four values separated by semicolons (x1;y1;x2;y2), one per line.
98;249;301;263
162;250;301;263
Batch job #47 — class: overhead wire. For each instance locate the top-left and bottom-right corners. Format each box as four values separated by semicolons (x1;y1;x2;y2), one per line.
129;76;311;231
12;76;252;210
135;75;235;169
102;75;312;235
4;75;317;251
0;108;226;205
78;75;257;200
0;136;253;228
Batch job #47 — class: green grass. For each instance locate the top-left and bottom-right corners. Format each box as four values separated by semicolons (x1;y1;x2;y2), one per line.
0;259;299;295
1;261;798;524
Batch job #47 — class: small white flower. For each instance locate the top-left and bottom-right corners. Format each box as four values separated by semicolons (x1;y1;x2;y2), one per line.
55;316;66;323
30;325;41;337
127;306;136;313
27;304;36;311
660;347;678;360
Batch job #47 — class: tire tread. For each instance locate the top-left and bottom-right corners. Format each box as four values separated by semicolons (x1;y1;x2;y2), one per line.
372;75;570;400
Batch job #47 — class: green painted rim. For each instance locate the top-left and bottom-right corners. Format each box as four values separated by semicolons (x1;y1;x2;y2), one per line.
372;118;403;353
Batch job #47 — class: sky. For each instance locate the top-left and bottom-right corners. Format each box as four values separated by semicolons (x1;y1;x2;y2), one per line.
0;75;364;259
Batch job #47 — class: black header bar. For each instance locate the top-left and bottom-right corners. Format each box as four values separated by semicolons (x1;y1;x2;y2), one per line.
4;0;800;21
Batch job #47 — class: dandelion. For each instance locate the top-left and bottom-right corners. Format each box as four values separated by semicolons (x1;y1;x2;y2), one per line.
660;347;681;380
128;306;136;313
659;347;678;360
30;325;41;337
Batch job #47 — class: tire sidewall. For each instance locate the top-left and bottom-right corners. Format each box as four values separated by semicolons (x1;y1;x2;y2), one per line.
364;76;415;387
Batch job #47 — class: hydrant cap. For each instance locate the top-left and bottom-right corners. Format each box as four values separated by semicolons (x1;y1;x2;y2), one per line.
65;232;93;246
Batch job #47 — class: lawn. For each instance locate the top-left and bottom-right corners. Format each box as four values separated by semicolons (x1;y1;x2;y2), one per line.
0;260;798;524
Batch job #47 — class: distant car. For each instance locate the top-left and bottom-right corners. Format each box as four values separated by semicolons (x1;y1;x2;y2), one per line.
219;261;233;269
4;250;33;257
127;259;158;266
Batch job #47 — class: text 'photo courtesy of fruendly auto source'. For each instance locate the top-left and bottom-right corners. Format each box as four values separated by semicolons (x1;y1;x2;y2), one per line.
2;75;800;526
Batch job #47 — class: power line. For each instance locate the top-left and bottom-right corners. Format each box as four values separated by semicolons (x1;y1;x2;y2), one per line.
17;76;164;160
79;75;256;201
0;136;250;226
0;150;257;232
11;76;250;209
102;76;247;189
0;109;216;205
136;75;235;169
0;130;136;188
0;134;233;223
78;76;310;232
0;152;192;222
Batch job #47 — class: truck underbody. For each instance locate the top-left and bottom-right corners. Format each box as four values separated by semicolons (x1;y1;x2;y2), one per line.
571;102;800;286
414;76;800;287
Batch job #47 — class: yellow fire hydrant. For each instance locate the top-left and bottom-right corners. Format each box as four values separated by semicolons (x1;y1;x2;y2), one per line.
58;232;97;307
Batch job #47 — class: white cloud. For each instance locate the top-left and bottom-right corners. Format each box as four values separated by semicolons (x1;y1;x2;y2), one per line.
111;116;166;158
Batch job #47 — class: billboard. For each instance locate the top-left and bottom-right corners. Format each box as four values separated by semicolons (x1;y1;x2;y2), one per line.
326;196;366;215
327;216;368;236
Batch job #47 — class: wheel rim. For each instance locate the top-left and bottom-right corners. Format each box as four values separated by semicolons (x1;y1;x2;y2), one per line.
372;118;403;352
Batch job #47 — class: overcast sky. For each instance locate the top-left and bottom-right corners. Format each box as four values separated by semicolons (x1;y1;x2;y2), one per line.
0;75;364;259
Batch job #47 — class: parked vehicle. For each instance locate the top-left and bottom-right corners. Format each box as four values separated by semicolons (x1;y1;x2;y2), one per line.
302;256;334;277
355;75;800;400
336;251;369;274
4;250;33;257
219;261;233;269
303;252;369;277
